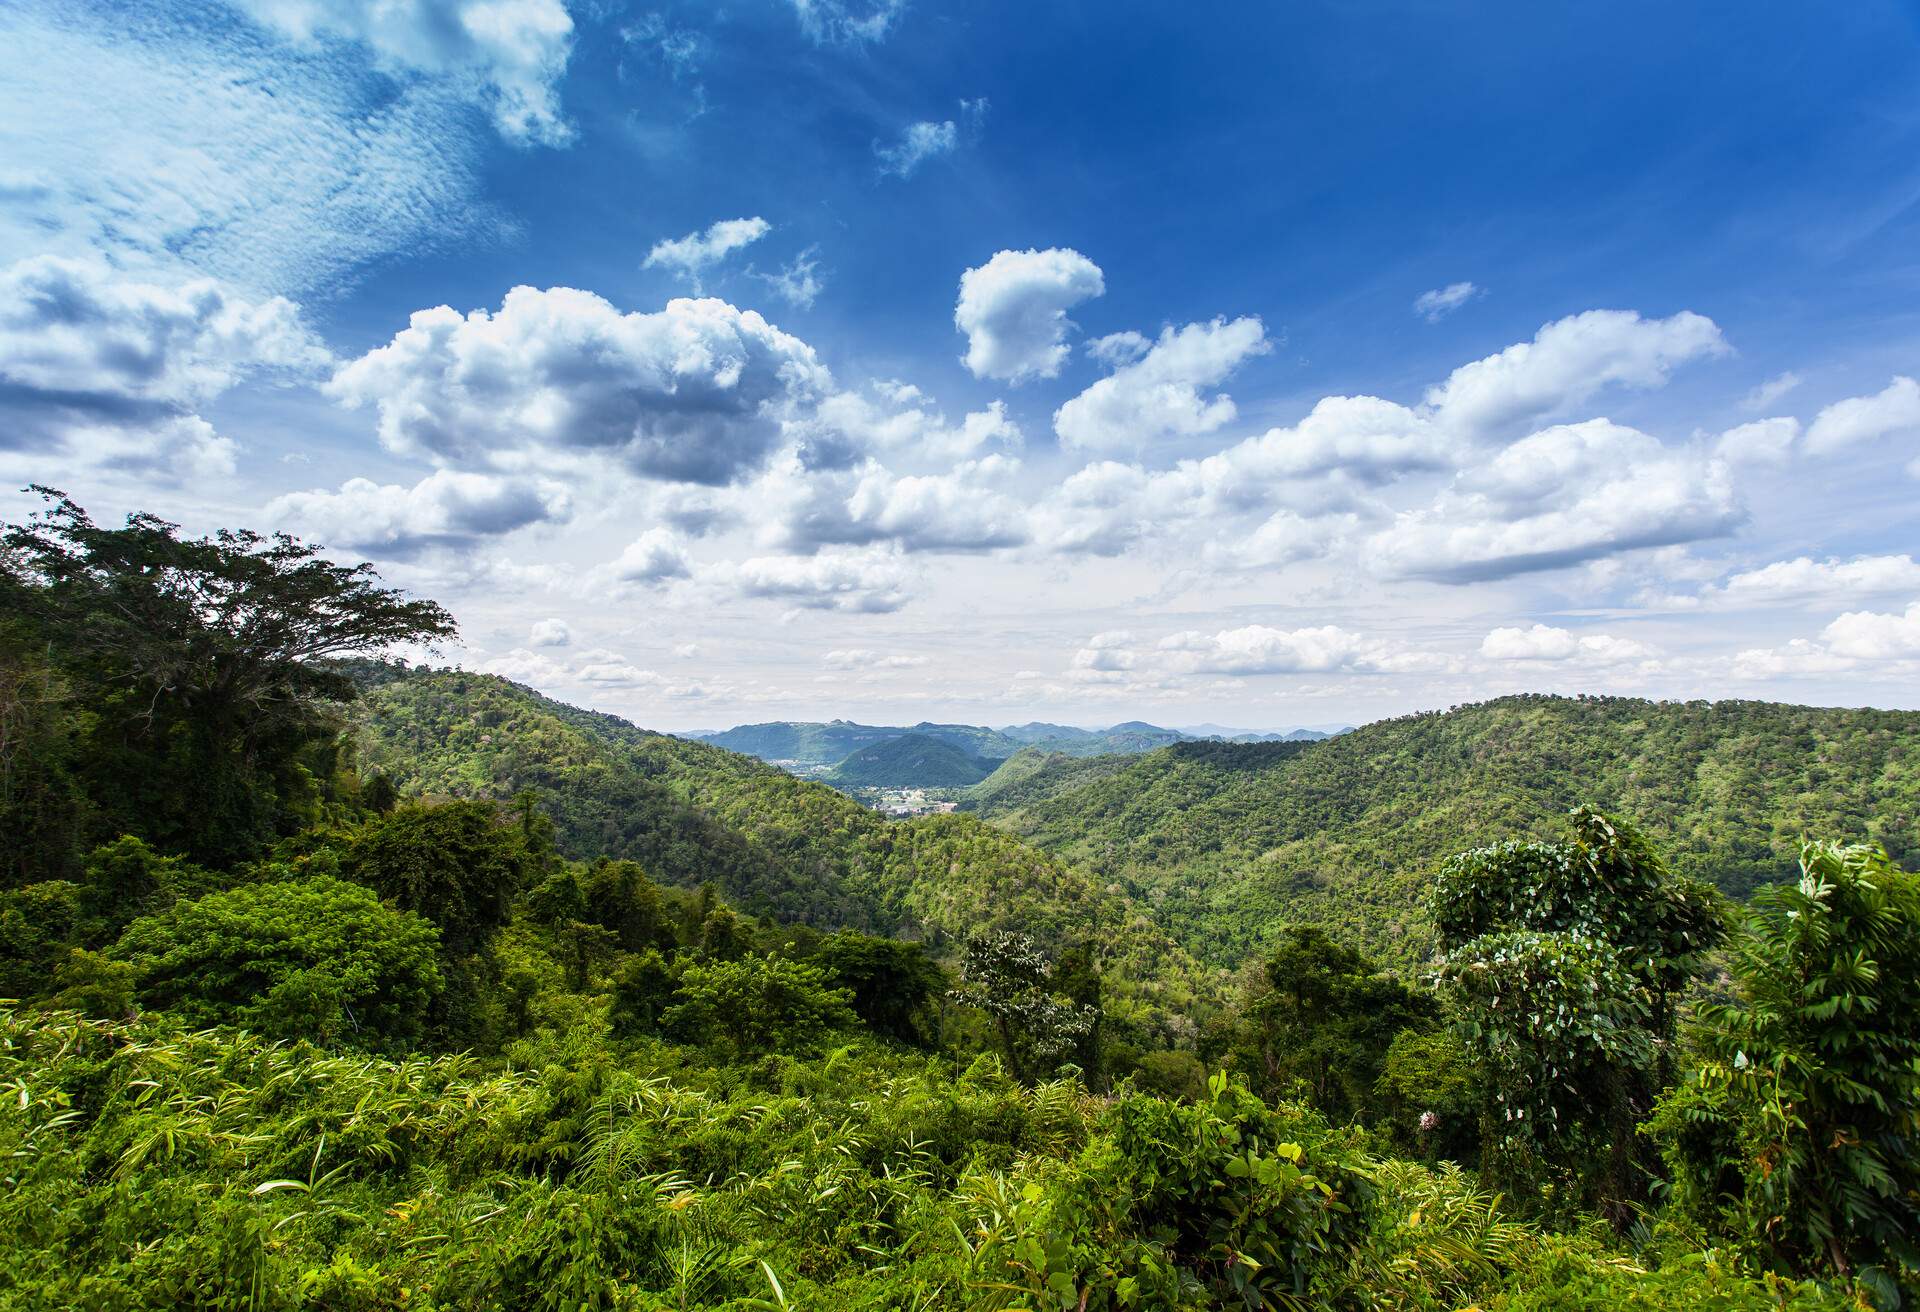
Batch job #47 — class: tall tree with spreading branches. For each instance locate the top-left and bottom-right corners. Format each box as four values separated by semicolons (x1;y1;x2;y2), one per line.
1;488;456;869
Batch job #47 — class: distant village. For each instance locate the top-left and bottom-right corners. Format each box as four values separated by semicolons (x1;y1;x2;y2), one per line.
866;788;962;818
764;760;961;815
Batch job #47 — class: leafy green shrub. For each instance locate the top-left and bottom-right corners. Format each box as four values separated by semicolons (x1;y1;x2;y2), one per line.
1128;1048;1209;1100
342;800;540;957
1433;808;1724;1213
1221;924;1434;1122
812;930;946;1047
1653;841;1920;1296
663;954;856;1057
1444;929;1652;1176
113;875;443;1049
0;879;83;1000
1375;1027;1478;1159
77;835;225;935
960;1072;1373;1309
949;930;1098;1081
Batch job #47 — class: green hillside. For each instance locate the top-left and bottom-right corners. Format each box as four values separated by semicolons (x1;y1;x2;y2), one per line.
693;718;1214;770
826;731;993;786
6;498;1915;1307
999;721;1098;745
349;666;1217;1025
966;747;1078;805
906;721;1028;760
693;719;903;764
974;693;1920;966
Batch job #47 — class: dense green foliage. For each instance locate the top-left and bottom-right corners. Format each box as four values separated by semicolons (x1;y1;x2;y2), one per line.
340;799;543;957
0;490;453;875
0;1008;1858;1312
3;501;1914;1309
1208;926;1436;1129
949;931;1098;1081
1653;841;1920;1295
1432;808;1726;1215
662;954;858;1057
967;746;1084;805
347;665;1220;1041
111;875;444;1049
825;732;992;786
973;696;1920;966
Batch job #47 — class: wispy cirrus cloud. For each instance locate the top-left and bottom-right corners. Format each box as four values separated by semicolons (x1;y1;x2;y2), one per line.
876;100;987;179
0;4;503;298
644;217;773;291
1413;280;1481;321
227;0;578;146
787;0;905;46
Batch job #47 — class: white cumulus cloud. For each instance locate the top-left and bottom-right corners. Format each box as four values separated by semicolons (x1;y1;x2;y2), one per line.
19;413;240;485
724;544;913;612
955;248;1106;383
1424;309;1728;441
0;256;329;406
1172;394;1452;506
808;387;1024;463
1804;376;1920;455
1480;624;1653;663
1821;602;1920;661
1716;554;1920;605
1071;630;1138;674
266;469;572;557
1714;416;1800;467
1157;624;1438;676
0;256;327;480
1732;601;1920;678
755;451;1029;553
528;618;572;647
1053;316;1270;452
1366;419;1740;582
608;528;693;583
328;287;832;485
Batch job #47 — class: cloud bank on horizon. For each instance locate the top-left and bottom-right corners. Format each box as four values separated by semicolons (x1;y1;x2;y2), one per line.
4;0;1920;730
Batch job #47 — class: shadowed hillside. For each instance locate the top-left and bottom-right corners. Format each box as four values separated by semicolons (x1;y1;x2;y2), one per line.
347;664;1220;1024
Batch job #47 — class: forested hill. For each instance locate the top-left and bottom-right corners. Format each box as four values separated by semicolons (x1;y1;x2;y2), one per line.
348;665;1217;1020
687;716;1295;781
971;693;1920;966
828;732;992;787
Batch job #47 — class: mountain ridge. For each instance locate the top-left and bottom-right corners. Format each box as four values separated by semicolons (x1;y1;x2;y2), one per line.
687;716;1335;783
970;692;1920;966
354;674;1918;978
346;664;1220;1027
827;732;993;787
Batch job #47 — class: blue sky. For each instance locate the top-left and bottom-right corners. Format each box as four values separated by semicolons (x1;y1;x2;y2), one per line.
5;0;1920;730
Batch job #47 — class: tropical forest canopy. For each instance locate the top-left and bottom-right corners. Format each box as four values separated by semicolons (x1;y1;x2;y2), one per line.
1;495;1916;1310
969;699;1920;965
